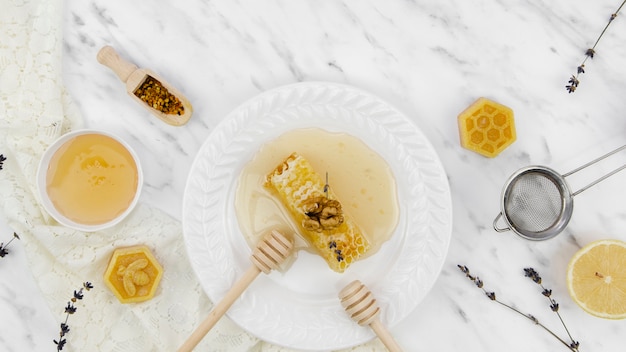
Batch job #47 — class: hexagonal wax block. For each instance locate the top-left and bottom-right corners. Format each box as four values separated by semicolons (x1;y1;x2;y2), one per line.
104;245;163;304
458;97;516;157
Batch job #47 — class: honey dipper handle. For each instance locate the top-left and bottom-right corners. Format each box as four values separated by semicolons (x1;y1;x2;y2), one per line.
370;318;404;352
97;45;138;83
177;265;261;352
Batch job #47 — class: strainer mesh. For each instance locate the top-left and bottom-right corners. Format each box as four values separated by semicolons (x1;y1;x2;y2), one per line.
504;171;564;233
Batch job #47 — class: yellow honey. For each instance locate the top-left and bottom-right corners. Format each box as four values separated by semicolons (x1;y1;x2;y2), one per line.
45;133;139;225
104;245;163;304
235;128;399;273
458;97;516;157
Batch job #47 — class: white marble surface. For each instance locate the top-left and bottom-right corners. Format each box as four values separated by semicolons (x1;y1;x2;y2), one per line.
2;0;626;350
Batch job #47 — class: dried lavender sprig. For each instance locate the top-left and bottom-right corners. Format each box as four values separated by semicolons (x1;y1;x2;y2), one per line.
0;158;19;259
0;232;20;258
566;0;626;93
524;268;580;350
457;265;579;351
54;282;94;351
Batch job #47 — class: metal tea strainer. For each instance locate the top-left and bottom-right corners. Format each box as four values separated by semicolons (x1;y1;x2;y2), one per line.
493;144;626;240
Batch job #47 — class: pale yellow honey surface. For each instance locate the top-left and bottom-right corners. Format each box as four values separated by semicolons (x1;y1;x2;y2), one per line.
104;245;163;304
46;133;138;225
458;97;516;158
234;128;399;273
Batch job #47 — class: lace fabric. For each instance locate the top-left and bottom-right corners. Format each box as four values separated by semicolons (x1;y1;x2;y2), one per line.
0;0;382;350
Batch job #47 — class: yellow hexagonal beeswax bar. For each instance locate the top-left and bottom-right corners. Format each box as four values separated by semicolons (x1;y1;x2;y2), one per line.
104;245;163;304
458;97;516;157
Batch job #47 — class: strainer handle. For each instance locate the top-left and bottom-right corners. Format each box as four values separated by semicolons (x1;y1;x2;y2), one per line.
493;212;511;233
564;144;626;196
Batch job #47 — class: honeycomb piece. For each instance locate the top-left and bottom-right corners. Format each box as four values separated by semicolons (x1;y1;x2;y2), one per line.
104;245;163;304
458;97;516;157
264;152;370;273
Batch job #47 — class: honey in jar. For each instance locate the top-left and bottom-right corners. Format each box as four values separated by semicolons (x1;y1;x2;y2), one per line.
45;133;139;225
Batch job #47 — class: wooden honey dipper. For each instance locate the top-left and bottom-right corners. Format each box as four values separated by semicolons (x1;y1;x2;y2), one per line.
339;280;403;352
177;230;294;352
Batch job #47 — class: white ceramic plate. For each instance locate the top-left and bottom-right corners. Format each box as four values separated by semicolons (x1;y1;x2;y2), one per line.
182;82;452;350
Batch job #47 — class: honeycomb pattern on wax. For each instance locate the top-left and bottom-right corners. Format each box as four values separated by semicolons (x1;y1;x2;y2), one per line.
458;97;516;158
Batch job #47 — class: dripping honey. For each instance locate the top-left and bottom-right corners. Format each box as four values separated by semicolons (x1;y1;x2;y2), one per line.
46;133;139;225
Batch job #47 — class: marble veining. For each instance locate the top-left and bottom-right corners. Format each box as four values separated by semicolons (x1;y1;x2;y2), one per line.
2;0;626;350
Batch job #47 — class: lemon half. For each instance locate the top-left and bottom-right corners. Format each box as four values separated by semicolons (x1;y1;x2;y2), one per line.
567;239;626;319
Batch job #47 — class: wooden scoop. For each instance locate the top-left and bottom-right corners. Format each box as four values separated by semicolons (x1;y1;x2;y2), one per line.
177;230;294;352
97;45;193;126
339;280;403;352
